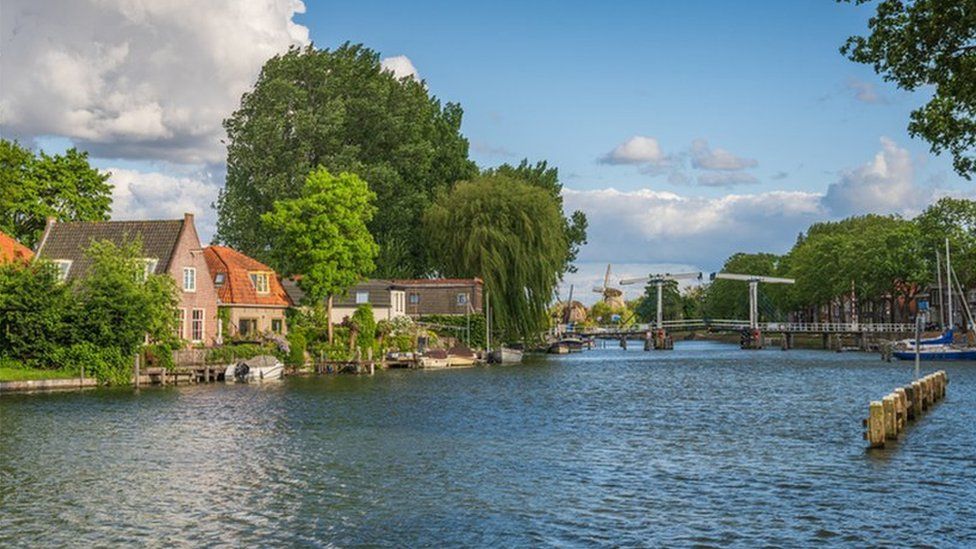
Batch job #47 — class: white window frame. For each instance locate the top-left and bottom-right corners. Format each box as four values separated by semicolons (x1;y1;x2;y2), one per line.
191;308;205;342
183;267;196;292
177;308;186;340
271;318;283;334
141;258;159;280
409;292;420;305
53;259;72;282
249;272;270;294
457;292;469;305
356;291;369;304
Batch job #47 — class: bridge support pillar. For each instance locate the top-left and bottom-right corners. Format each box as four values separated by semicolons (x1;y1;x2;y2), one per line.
822;333;829;350
740;328;763;350
780;332;793;351
619;336;627;350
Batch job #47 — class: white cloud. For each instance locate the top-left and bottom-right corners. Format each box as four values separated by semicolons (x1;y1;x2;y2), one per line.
563;187;825;268
108;168;221;242
380;55;420;80
697;172;759;187
600;135;670;166
846;77;884;104
690;139;758;171
0;0;310;164
822;137;919;216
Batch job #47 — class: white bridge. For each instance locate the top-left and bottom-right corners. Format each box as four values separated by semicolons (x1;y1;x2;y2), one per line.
564;320;916;336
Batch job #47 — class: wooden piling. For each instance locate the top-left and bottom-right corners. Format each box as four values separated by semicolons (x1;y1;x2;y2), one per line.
882;394;897;439
893;388;907;432
866;401;885;448
911;380;923;418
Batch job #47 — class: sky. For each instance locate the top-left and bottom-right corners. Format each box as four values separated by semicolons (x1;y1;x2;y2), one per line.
2;0;973;304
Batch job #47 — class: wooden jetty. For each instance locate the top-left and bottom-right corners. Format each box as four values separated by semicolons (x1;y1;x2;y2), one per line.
863;370;948;448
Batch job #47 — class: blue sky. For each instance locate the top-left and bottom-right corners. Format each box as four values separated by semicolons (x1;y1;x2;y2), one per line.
2;1;970;303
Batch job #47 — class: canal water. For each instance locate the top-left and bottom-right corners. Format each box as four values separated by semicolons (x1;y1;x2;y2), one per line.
2;340;975;546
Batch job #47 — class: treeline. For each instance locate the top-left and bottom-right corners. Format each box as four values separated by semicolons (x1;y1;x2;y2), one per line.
217;44;587;342
699;198;976;323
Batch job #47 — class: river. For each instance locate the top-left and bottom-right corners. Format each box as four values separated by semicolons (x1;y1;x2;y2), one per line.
1;340;974;546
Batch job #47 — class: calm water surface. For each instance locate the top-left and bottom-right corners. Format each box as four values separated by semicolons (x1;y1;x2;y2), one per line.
2;340;975;547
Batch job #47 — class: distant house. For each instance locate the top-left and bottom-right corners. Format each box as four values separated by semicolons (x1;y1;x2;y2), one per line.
393;278;484;317
34;213;219;346
282;278;407;324
203;245;292;339
0;231;33;263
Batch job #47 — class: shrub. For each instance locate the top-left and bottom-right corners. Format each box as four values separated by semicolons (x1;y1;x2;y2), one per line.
49;343;128;384
285;330;307;367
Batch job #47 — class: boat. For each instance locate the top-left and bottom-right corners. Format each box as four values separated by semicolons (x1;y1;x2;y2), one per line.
224;355;284;383
417;349;449;368
894;239;976;361
548;342;570;354
488;347;523;364
446;345;478;367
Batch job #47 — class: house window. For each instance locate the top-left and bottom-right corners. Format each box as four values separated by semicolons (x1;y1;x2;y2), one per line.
271;318;283;334
177;309;186;339
214;272;226;286
409;293;420;304
249;272;270;294
141;258;159;280
183;267;196;292
53;260;72;281
356;291;369;304
191;309;205;342
239;318;258;337
457;293;469;305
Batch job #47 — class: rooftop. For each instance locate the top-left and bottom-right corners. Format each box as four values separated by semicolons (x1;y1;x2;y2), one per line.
203;245;291;307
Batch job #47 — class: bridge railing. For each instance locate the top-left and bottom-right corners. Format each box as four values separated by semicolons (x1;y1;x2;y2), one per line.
558;320;916;335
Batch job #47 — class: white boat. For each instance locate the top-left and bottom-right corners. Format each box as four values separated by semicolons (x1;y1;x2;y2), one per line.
224;355;284;383
489;347;523;364
417;350;449;368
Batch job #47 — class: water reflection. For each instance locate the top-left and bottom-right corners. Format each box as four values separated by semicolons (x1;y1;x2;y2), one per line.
2;341;974;546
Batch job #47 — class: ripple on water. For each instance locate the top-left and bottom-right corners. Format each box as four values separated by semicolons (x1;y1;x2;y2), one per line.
2;341;976;546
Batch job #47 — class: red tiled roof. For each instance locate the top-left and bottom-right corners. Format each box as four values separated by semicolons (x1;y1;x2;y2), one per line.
203;246;291;307
393;278;483;287
0;231;33;263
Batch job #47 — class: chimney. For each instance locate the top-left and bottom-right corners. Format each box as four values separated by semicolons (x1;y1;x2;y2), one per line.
184;212;194;225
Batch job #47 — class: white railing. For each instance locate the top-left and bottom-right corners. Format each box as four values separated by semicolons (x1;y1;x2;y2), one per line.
559;320;915;335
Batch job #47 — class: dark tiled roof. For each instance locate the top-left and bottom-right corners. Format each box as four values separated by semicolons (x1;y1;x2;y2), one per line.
283;278;398;307
36;219;184;280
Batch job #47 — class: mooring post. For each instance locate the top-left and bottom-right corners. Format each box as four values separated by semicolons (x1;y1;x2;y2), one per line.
133;353;140;387
894;388;908;432
882;394;897;440
866;401;885;448
911;380;923;418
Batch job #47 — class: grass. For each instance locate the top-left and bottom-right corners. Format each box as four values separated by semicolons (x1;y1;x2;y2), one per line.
0;366;80;382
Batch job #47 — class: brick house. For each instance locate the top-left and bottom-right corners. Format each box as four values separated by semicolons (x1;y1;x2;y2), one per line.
0;230;33;263
34;213;219;346
393;278;484;317
203;245;292;339
282;278;407;325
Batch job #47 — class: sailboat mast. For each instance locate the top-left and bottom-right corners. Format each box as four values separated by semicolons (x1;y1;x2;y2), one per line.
946;238;954;330
936;251;945;330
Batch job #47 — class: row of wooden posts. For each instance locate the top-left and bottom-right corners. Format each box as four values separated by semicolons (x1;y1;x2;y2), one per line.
864;370;948;448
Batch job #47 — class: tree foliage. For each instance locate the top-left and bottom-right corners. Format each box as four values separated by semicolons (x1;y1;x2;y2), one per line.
0;139;112;248
261;168;379;304
0;261;71;362
841;0;976;178
634;280;683;323
482;159;588;274
424;174;568;341
217;43;477;277
914;196;976;286
704;253;787;320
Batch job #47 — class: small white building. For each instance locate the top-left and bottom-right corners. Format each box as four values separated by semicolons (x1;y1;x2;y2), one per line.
283;279;407;324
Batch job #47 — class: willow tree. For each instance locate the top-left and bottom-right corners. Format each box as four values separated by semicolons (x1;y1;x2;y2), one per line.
424;175;568;342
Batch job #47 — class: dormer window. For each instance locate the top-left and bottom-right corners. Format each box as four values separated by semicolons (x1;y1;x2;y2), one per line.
141;258;159;281
250;272;270;294
53;260;72;282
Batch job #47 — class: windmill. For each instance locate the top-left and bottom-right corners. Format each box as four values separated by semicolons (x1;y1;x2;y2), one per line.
593;264;626;309
709;272;795;329
620;272;703;328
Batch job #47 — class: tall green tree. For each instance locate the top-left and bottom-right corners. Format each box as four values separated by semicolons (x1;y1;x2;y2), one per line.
483;160;588;274
0;139;112;247
217;43;477;277
261;168;379;343
424;174;568;342
914;196;976;286
0;261;72;364
841;0;976;178
634;279;683;323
